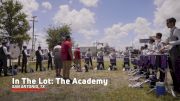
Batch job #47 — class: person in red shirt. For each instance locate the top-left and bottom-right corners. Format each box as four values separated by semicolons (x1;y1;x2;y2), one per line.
61;35;73;80
74;47;82;72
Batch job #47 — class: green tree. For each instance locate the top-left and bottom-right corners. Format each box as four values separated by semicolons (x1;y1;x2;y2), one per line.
0;0;31;65
46;25;72;50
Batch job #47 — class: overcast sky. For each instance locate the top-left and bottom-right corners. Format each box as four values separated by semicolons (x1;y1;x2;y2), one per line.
16;0;180;50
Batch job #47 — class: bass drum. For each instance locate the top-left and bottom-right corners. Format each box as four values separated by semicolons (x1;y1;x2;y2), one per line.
9;44;20;59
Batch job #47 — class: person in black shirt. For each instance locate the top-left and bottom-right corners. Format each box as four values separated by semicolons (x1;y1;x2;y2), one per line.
22;46;29;73
36;46;43;71
0;42;10;76
48;49;53;70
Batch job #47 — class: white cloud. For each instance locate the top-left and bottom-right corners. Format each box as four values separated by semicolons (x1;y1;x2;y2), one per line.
16;0;39;19
42;1;52;10
100;23;131;45
26;29;48;49
100;17;154;49
79;29;99;40
154;0;180;27
79;0;99;7
69;0;73;4
53;5;96;39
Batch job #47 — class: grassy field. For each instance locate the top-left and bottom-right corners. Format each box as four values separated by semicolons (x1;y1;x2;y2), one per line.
0;60;180;101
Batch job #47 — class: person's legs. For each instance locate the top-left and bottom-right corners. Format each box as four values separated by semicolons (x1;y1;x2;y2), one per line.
25;61;27;73
102;62;105;69
54;59;59;76
0;61;2;76
169;56;178;91
36;61;38;71
99;62;103;70
66;61;70;78
0;62;2;76
74;60;78;71
97;62;100;70
50;60;53;70
63;61;67;79
90;57;93;67
175;58;180;92
157;56;165;82
159;71;165;82
40;61;42;71
59;59;63;76
3;59;7;76
48;60;50;70
22;60;24;73
78;59;82;71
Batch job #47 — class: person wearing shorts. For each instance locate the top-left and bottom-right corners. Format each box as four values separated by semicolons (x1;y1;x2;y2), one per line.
53;43;63;77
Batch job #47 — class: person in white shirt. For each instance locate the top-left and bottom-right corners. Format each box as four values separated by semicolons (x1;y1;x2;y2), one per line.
85;48;93;68
109;49;117;70
154;33;164;54
147;38;155;55
142;45;149;55
154;33;166;82
123;48;130;67
162;17;180;93
53;42;62;77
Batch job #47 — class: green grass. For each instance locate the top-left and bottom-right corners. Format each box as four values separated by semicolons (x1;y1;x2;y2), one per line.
0;60;179;101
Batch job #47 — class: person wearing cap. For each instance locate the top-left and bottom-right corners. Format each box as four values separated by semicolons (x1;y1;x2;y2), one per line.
22;45;30;73
0;42;10;76
61;35;73;80
35;46;43;71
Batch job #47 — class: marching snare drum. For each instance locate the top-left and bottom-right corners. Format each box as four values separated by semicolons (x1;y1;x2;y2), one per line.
110;58;116;64
97;56;104;63
149;55;156;67
160;55;168;69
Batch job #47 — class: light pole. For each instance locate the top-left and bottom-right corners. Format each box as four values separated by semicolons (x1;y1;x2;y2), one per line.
34;34;38;50
30;16;37;51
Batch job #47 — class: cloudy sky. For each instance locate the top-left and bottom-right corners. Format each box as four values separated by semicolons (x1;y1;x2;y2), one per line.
16;0;180;50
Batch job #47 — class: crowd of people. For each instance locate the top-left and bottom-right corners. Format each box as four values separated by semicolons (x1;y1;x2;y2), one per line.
127;17;180;94
0;17;180;94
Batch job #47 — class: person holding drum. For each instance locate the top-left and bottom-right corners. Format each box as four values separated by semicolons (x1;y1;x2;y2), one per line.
97;48;105;70
154;33;166;82
109;49;117;70
0;41;10;76
123;48;130;67
161;17;180;93
85;48;93;69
